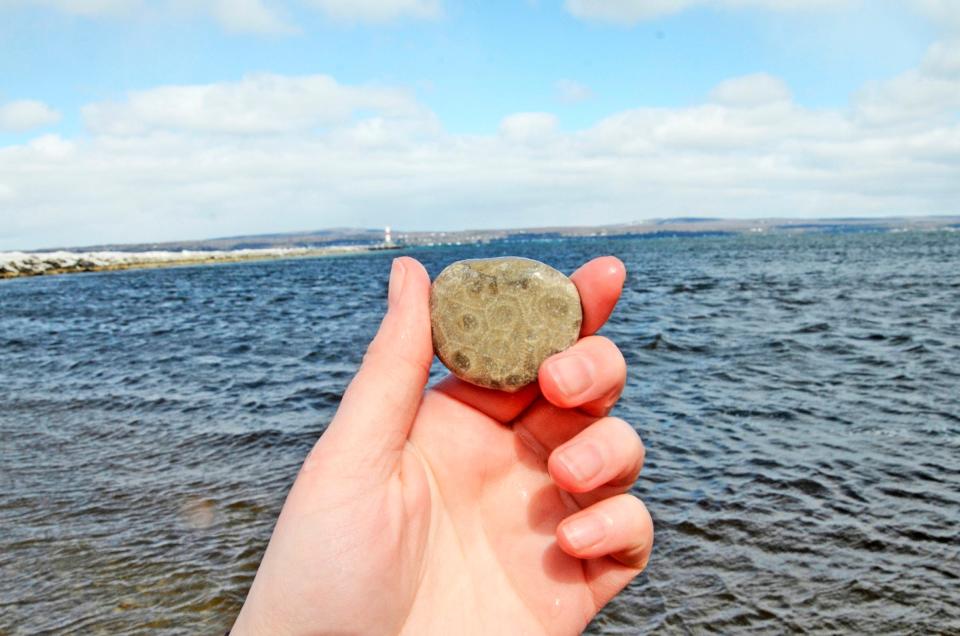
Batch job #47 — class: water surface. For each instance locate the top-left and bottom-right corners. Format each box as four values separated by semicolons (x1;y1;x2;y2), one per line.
2;232;959;634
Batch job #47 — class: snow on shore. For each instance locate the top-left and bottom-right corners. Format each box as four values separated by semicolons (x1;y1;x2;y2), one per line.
0;246;369;278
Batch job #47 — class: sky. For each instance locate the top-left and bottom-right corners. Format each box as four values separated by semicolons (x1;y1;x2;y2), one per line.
0;1;958;250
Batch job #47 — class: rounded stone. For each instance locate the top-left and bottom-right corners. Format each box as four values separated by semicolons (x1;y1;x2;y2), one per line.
430;257;583;392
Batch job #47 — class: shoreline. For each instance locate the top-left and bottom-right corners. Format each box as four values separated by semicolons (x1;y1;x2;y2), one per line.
5;219;959;281
0;245;397;280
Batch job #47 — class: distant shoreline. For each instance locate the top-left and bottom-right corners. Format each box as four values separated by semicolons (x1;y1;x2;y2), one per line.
16;215;960;255
0;245;399;280
4;216;958;280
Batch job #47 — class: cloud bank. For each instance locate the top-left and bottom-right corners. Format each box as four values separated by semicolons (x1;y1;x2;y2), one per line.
2;44;958;250
81;74;426;135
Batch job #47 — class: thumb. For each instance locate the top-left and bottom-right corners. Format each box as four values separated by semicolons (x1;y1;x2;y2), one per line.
320;256;433;469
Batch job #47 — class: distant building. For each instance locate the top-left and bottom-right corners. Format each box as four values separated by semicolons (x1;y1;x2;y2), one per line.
384;226;392;245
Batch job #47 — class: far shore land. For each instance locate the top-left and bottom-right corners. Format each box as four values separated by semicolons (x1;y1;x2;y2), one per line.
3;215;958;280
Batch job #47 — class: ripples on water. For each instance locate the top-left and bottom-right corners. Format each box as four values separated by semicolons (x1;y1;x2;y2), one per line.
1;232;959;635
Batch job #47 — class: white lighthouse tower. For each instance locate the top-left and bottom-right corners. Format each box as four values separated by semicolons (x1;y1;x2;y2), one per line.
384;225;393;246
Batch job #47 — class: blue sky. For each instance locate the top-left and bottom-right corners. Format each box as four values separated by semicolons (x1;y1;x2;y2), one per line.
1;1;958;250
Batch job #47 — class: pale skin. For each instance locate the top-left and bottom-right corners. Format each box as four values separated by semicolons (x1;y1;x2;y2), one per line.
232;256;653;636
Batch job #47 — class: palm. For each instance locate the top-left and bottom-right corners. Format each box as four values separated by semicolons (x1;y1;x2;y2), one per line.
398;386;637;635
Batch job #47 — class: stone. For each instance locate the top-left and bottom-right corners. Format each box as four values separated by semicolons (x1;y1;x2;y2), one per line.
430;257;583;392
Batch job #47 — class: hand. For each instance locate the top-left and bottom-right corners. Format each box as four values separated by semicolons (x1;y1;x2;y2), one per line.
232;256;653;636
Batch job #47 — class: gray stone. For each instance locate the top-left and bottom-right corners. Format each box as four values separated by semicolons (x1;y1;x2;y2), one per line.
430;257;582;392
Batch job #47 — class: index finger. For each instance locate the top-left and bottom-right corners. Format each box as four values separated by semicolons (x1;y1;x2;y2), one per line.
433;255;626;422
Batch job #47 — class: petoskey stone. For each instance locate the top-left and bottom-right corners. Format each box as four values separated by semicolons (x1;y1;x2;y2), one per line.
429;257;583;392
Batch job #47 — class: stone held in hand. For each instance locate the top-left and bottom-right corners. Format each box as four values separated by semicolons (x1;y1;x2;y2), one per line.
430;257;583;392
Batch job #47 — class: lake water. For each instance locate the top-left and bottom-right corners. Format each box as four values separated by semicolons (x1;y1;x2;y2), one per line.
2;232;959;635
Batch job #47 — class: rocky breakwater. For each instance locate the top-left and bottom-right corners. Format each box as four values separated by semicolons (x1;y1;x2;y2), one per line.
1;251;114;277
0;246;369;280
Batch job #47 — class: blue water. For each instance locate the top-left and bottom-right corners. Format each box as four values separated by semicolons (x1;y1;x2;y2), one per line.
2;232;959;634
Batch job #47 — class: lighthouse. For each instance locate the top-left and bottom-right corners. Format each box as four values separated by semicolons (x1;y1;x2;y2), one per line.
384;226;393;246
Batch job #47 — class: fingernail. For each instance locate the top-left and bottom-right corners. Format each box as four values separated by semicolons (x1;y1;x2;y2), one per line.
557;442;603;483
562;514;607;551
548;354;593;398
388;258;407;308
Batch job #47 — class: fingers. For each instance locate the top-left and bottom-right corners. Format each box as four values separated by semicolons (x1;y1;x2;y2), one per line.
434;256;625;422
315;257;433;472
547;417;644;495
570;256;625;337
557;494;654;570
512;335;627;453
538;336;626;417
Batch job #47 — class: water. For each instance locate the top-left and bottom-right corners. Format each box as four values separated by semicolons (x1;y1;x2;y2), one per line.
2;232;959;635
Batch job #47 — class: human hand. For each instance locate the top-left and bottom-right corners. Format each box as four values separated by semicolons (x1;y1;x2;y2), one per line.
232;256;652;636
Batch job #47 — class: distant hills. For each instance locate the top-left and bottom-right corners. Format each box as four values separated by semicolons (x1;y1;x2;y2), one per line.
50;215;960;253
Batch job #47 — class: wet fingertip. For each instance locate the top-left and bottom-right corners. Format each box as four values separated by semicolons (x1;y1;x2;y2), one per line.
600;255;626;280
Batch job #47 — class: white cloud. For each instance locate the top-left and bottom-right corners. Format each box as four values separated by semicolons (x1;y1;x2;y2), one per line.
82;73;426;135
499;112;559;144
709;73;792;106
302;0;441;22
200;0;296;34
2;68;959;250
854;39;960;126
2;0;295;34
556;79;593;104
565;0;853;24
27;134;76;159
909;0;960;34
0;100;62;132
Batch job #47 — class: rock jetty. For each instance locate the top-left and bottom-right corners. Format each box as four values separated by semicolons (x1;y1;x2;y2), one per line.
0;246;368;280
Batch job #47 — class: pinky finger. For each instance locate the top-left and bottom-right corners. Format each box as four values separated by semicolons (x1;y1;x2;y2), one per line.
556;494;654;570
